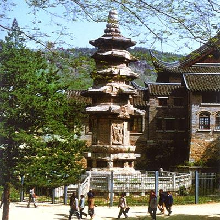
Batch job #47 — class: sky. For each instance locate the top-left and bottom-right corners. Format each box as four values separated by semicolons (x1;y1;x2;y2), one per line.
0;0;201;54
0;1;107;49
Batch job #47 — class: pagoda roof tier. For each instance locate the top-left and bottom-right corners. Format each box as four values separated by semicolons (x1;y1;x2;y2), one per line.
86;104;144;116
89;36;136;50
93;66;138;79
89;10;136;50
85;88;137;96
83;83;137;96
183;73;220;92
92;49;137;62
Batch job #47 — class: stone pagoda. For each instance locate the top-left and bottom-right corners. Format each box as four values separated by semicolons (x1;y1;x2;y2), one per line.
84;10;144;173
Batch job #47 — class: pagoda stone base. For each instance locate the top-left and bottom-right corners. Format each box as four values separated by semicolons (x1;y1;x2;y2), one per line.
86;152;140;172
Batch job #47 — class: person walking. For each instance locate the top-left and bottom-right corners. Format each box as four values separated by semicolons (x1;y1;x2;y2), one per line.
158;189;166;214
87;189;95;219
69;192;80;220
79;195;87;219
27;187;37;208
165;191;173;216
148;190;154;214
117;193;128;219
149;191;157;220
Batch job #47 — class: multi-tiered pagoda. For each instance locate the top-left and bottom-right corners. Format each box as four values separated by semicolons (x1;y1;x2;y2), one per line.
84;10;144;172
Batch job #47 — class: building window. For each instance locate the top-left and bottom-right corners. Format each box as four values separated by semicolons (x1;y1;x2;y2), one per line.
158;97;168;106
130;116;142;133
215;113;220;130
174;97;184;106
156;118;163;130
165;118;175;130
199;112;210;129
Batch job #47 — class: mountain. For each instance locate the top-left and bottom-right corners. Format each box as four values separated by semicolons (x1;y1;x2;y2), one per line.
54;47;183;88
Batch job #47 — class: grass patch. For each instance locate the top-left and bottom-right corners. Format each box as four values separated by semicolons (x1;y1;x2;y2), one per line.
94;194;220;206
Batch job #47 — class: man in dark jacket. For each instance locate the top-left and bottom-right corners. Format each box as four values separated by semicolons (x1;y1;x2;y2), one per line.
165;191;173;216
158;189;166;214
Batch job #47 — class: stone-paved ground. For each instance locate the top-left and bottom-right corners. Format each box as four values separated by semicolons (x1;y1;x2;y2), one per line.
0;202;220;220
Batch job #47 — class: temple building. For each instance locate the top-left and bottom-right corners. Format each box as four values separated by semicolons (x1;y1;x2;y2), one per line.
77;12;220;171
132;32;220;170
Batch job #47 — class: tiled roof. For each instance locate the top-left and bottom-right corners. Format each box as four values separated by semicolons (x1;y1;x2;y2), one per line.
183;73;220;91
150;32;220;73
180;32;220;67
151;55;220;74
130;89;147;107
147;83;183;96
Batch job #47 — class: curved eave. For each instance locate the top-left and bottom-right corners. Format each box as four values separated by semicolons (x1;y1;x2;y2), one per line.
150;50;181;73
180;32;220;67
131;81;147;90
150;33;220;71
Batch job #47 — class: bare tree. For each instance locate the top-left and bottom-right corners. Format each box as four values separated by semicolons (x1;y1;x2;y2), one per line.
0;0;219;52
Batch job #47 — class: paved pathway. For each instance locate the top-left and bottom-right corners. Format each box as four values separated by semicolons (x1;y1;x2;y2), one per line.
0;202;220;219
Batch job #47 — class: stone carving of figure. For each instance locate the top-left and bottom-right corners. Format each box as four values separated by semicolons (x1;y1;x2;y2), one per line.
112;123;123;145
119;106;129;118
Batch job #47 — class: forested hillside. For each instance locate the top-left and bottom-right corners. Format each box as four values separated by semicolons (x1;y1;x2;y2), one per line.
51;47;182;89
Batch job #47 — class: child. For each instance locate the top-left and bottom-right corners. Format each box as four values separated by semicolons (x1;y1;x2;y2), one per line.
165;191;173;216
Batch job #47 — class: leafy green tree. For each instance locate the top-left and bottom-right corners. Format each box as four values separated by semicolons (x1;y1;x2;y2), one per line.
0;20;87;220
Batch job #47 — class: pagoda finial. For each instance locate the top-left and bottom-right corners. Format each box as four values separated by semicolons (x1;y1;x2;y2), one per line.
104;10;121;36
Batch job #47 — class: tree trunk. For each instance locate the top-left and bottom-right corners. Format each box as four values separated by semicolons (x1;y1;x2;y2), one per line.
2;183;10;220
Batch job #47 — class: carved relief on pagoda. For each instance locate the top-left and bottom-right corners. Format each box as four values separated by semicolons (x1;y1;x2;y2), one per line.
118;106;130;118
111;122;124;145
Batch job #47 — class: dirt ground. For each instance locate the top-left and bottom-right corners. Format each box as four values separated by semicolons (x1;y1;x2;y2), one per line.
0;202;220;220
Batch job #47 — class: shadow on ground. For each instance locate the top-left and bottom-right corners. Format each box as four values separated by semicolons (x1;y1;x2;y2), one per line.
128;214;220;220
54;213;69;220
